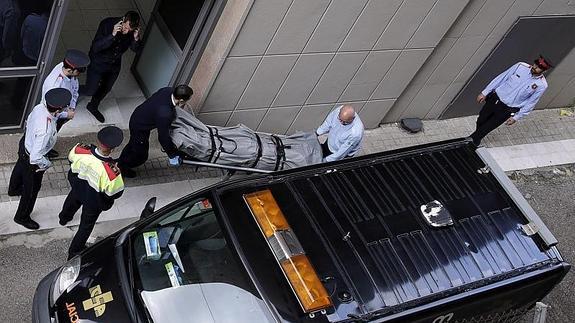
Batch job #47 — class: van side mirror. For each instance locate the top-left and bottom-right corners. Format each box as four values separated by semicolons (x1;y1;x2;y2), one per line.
140;197;157;219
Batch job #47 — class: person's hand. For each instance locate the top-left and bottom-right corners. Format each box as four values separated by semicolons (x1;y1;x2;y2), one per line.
112;20;123;36
476;93;486;103
133;27;140;41
505;117;516;126
67;109;75;119
168;156;182;166
36;161;51;172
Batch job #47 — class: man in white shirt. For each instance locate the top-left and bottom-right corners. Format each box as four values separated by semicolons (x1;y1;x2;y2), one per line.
316;105;364;162
469;55;552;146
42;49;89;157
8;88;72;230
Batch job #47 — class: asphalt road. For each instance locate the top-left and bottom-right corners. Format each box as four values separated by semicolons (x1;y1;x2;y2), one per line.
512;166;575;323
0;167;574;323
0;220;135;323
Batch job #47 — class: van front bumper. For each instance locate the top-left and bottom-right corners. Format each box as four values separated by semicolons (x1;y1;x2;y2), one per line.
32;269;59;323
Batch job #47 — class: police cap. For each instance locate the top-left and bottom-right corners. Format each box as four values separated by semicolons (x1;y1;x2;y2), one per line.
97;126;124;149
45;88;72;111
534;55;553;71
64;49;90;70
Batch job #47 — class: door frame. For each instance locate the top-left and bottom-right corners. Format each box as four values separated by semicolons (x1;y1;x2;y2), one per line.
131;0;227;97
0;0;69;132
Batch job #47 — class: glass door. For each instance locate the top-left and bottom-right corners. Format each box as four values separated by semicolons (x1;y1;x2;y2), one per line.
0;0;67;131
132;0;223;97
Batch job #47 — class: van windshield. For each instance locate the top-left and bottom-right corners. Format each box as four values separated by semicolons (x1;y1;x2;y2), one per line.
130;197;273;322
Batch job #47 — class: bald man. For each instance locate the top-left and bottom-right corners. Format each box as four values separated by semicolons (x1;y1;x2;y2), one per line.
316;105;364;162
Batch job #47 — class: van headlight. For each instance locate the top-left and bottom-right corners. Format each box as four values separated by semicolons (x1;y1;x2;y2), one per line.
50;256;81;306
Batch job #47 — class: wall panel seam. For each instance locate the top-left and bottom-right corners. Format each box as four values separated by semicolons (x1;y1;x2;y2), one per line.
404;0;441;48
225;0;296;126
427;0;519;119
543;74;575;109
372;0;407;49
195;0;255;110
266;0;334;116
331;0;371;51
287;0;372;131
395;0;489;119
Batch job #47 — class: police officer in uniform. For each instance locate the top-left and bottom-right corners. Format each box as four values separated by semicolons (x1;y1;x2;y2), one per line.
469;55;552;146
42;49;90;156
118;85;193;178
8;88;72;230
59;126;124;259
82;11;141;123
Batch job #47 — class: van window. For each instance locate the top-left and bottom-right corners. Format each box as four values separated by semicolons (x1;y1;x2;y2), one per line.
132;197;253;292
130;197;275;322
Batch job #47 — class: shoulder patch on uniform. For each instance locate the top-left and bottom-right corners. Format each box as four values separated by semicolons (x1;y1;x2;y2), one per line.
74;143;92;154
103;161;121;180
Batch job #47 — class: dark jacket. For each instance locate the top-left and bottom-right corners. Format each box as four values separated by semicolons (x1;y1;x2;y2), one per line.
88;17;141;70
129;87;179;158
68;145;123;212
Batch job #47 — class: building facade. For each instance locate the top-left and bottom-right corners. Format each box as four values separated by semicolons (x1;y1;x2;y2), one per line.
191;0;575;133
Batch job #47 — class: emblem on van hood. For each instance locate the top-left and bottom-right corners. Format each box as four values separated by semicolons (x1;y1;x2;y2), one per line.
82;285;114;317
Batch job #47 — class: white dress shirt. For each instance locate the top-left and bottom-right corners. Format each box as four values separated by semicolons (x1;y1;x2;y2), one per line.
316;105;364;162
481;62;548;121
24;103;58;169
42;62;78;119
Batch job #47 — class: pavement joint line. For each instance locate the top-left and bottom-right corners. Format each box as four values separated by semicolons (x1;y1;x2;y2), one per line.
0;177;223;237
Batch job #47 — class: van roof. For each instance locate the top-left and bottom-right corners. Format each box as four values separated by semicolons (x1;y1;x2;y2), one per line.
216;139;562;321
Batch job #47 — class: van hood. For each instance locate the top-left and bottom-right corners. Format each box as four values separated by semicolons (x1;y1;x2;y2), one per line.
53;238;133;323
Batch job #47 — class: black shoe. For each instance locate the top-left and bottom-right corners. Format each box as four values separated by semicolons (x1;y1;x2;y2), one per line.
59;218;70;226
121;167;137;178
47;149;59;158
466;136;480;147
7;189;22;197
87;106;105;123
14;218;40;230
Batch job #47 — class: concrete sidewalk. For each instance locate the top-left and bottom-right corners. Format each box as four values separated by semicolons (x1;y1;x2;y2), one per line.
1;107;574;236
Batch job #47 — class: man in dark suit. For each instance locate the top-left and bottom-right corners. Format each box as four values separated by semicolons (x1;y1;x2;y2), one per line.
118;85;194;178
82;10;142;122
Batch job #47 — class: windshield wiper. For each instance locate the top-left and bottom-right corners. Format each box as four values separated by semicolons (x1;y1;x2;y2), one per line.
115;228;141;322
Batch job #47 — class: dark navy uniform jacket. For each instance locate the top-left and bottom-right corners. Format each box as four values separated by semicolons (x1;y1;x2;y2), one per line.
88;17;141;71
129;87;179;158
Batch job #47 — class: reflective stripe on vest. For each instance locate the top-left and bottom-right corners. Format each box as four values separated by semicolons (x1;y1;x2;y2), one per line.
68;144;124;196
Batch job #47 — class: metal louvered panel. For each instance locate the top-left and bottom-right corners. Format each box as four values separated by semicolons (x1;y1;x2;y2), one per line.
285;141;558;314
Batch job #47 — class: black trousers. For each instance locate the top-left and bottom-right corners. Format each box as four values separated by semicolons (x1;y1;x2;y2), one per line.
59;188;102;258
320;140;332;158
81;64;120;111
118;130;150;169
56;118;69;132
8;138;45;221
469;92;519;146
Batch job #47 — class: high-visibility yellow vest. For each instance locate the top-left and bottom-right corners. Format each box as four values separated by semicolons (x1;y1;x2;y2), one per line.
69;144;124;196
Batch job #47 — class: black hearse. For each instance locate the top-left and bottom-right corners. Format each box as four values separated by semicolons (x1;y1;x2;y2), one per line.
32;139;569;322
